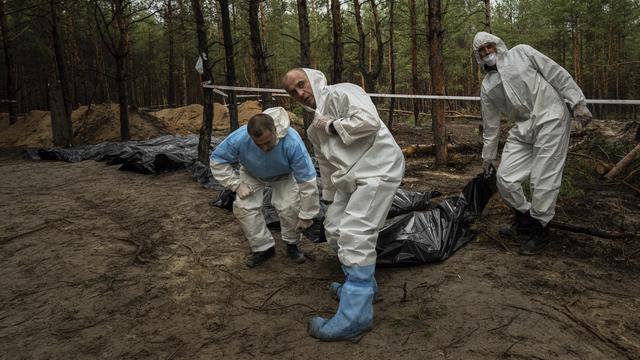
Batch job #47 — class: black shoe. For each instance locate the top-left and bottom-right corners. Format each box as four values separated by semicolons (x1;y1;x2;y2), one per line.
286;244;306;264
519;219;549;256
246;247;275;268
499;209;534;239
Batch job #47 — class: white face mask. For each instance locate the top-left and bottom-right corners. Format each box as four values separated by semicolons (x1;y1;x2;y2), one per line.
482;52;497;66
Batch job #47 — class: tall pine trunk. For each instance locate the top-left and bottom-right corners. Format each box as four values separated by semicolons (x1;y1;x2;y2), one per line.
428;0;447;165
249;0;272;109
483;0;491;33
50;0;73;146
388;0;396;131
0;0;18;124
166;0;176;107
410;0;419;126
296;0;313;133
115;0;130;140
191;0;214;164
219;0;238;130
330;0;343;84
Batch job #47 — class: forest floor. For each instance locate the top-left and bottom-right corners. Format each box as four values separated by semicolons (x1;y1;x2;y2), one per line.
1;113;640;359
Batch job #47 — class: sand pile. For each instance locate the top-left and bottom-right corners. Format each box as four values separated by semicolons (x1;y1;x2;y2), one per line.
152;103;229;133
0;101;302;148
153;101;301;133
0;103;168;147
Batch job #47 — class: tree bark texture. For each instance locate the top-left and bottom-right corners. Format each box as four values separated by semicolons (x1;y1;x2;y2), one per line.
330;0;343;84
0;0;18;124
428;0;448;164
483;0;491;33
166;0;176;107
191;0;214;164
48;82;72;147
249;0;272;109
50;0;73;146
296;0;314;132
410;0;419;127
296;0;311;67
219;0;239;130
388;0;396;131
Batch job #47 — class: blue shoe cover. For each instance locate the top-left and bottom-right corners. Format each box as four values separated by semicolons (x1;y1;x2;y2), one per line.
308;265;375;342
330;278;378;301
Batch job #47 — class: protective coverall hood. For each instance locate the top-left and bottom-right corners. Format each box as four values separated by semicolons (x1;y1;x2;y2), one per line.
261;107;290;139
472;32;508;67
301;68;330;113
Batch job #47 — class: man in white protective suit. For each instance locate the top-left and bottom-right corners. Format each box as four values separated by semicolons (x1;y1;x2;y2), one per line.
210;107;320;268
473;32;593;256
282;68;405;342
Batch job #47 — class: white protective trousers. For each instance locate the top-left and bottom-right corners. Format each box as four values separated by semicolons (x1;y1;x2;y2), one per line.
497;110;572;225
324;178;400;267
233;167;301;252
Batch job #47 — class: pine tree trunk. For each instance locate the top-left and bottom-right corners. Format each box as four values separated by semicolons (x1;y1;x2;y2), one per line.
483;0;491;33
388;0;396;131
428;0;447;165
0;0;18;124
219;0;238;130
297;0;311;68
296;0;314;132
410;0;419;127
50;0;73;146
249;0;272;109
178;0;189;105
330;0;343;84
115;0;130;140
166;0;176;107
191;0;214;164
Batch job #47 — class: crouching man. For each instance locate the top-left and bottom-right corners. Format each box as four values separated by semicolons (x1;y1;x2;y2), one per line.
210;107;320;267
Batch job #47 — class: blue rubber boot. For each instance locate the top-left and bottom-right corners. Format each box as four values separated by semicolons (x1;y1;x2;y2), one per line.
308;265;376;342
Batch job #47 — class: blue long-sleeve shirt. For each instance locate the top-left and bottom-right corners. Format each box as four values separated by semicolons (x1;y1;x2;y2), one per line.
210;125;316;183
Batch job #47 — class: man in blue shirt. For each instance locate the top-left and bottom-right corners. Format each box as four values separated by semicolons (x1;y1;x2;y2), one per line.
210;107;320;268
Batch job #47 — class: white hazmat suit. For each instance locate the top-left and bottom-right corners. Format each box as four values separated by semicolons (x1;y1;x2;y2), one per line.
473;32;588;226
302;68;405;267
210;107;319;252
290;68;404;342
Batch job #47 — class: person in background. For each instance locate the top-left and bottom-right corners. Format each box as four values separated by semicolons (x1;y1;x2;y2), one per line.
473;32;592;256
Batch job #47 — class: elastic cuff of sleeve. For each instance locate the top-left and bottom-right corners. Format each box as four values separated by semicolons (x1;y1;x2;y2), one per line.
331;119;353;145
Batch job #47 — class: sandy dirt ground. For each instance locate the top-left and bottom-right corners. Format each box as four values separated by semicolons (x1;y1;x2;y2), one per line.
1;118;639;359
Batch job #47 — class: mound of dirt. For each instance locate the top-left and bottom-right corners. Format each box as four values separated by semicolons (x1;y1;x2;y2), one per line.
0;104;168;147
152;104;227;134
0;102;301;147
152;101;301;133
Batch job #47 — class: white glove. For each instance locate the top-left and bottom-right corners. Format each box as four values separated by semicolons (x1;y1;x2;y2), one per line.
234;183;252;199
574;103;592;130
312;114;335;135
296;218;314;231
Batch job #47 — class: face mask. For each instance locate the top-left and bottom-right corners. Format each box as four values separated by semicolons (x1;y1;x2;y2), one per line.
483;52;497;66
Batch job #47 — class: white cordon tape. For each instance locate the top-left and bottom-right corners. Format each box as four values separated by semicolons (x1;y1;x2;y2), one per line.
204;84;640;105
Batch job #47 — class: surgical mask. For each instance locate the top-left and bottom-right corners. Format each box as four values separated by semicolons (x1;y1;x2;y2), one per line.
482;53;497;66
